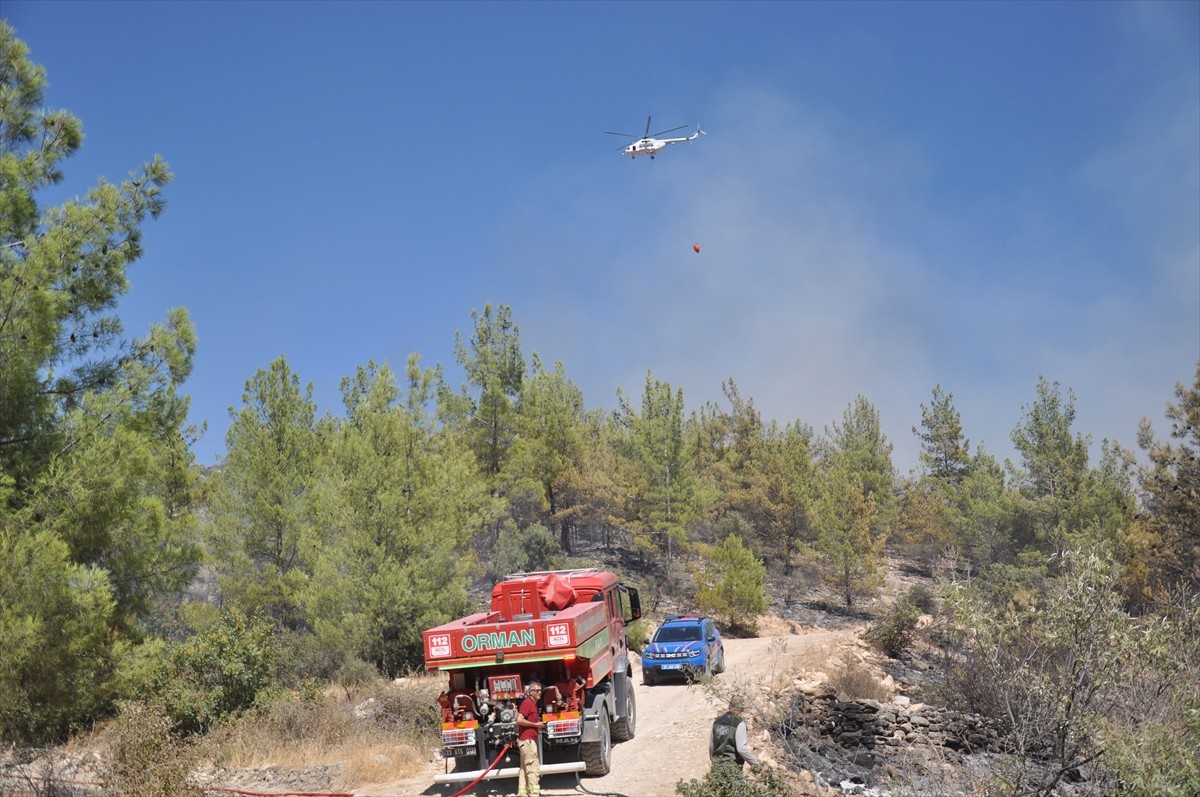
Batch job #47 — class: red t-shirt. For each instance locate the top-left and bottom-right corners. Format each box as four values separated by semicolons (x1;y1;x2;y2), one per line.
518;695;540;742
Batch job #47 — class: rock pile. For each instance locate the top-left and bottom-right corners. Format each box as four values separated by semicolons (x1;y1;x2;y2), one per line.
776;681;1003;790
798;681;1000;752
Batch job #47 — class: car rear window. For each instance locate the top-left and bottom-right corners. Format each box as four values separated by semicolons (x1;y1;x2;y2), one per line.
654;625;701;642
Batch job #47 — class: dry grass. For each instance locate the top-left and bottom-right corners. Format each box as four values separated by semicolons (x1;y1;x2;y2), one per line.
208;672;444;789
792;641;835;676
829;654;891;702
754;615;803;637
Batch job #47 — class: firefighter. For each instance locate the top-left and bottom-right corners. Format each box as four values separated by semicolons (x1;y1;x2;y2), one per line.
709;696;759;769
515;679;546;796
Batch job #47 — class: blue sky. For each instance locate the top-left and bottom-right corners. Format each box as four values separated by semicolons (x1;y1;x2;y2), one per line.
6;1;1198;472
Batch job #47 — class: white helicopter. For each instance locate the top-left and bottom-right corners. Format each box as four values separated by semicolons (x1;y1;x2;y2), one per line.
606;116;705;159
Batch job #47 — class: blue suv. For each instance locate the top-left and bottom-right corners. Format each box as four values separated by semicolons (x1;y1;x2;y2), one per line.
641;615;725;685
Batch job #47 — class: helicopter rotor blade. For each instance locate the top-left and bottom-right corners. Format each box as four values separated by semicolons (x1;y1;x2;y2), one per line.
644;116;652;137
650;124;688;138
605;131;636;137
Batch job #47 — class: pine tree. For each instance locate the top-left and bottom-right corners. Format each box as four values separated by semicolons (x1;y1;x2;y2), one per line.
303;357;490;675
443;304;525;491
813;464;884;607
1130;362;1200;596
0;25;199;743
206;356;319;630
825;395;896;536
508;355;587;552
914;385;970;485
614;371;697;557
695;534;767;632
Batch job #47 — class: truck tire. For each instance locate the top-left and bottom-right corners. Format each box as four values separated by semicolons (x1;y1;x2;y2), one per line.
582;706;612;776
611;686;636;742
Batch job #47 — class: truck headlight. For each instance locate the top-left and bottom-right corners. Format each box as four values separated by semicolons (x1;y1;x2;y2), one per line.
442;728;476;746
546;718;581;738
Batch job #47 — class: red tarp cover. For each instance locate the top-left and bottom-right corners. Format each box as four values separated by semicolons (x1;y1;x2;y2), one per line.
539;573;576;612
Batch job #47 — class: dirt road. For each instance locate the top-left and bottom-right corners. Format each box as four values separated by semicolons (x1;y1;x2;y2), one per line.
381;627;853;797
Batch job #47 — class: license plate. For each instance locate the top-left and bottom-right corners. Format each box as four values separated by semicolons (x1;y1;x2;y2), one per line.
661;663;682;670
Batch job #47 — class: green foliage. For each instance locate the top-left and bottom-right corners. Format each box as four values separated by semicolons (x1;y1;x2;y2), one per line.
302;358;488;677
156;611;276;736
1101;699;1200;796
1010;377;1090;503
894;475;959;561
100;699;204;797
825;394;896;531
615;371;698;556
489;521;563;582
865;597;921;659
915;384;970;485
0;528;117;743
1095;588;1200;795
442;303;525;485
507;355;587;552
107;636;169;705
712;511;752;543
676;760;793;797
939;550;1170;795
954;448;1015;567
273;626;346;685
626;618;650;652
206;355;319;629
695;533;766;633
694;381;816;571
0;23;180;492
1129;362;1200;600
0;25;200;745
904;583;937;613
813;464;884;607
333;658;378;702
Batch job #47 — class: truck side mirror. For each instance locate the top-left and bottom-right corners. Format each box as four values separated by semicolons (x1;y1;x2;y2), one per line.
624;586;641;621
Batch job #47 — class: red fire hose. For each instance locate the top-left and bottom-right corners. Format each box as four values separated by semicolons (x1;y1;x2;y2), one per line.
447;743;511;797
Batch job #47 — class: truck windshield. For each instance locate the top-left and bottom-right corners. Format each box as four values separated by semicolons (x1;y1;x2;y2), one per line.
654;626;701;643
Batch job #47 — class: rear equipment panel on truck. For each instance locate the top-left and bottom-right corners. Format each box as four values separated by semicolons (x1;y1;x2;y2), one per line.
422;569;641;785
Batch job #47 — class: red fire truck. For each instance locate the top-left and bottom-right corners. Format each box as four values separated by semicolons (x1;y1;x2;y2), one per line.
422;569;641;785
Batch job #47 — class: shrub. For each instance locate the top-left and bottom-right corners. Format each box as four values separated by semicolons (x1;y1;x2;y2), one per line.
904;583;937;614
334;658;378;701
488;521;563;582
376;682;443;737
936;550;1180;795
157;611;276;736
676;760;792;797
626;618;650;653
695;534;767;634
100;699;204;797
275;626;347;685
830;656;889;702
1100;696;1200;796
865;599;921;658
